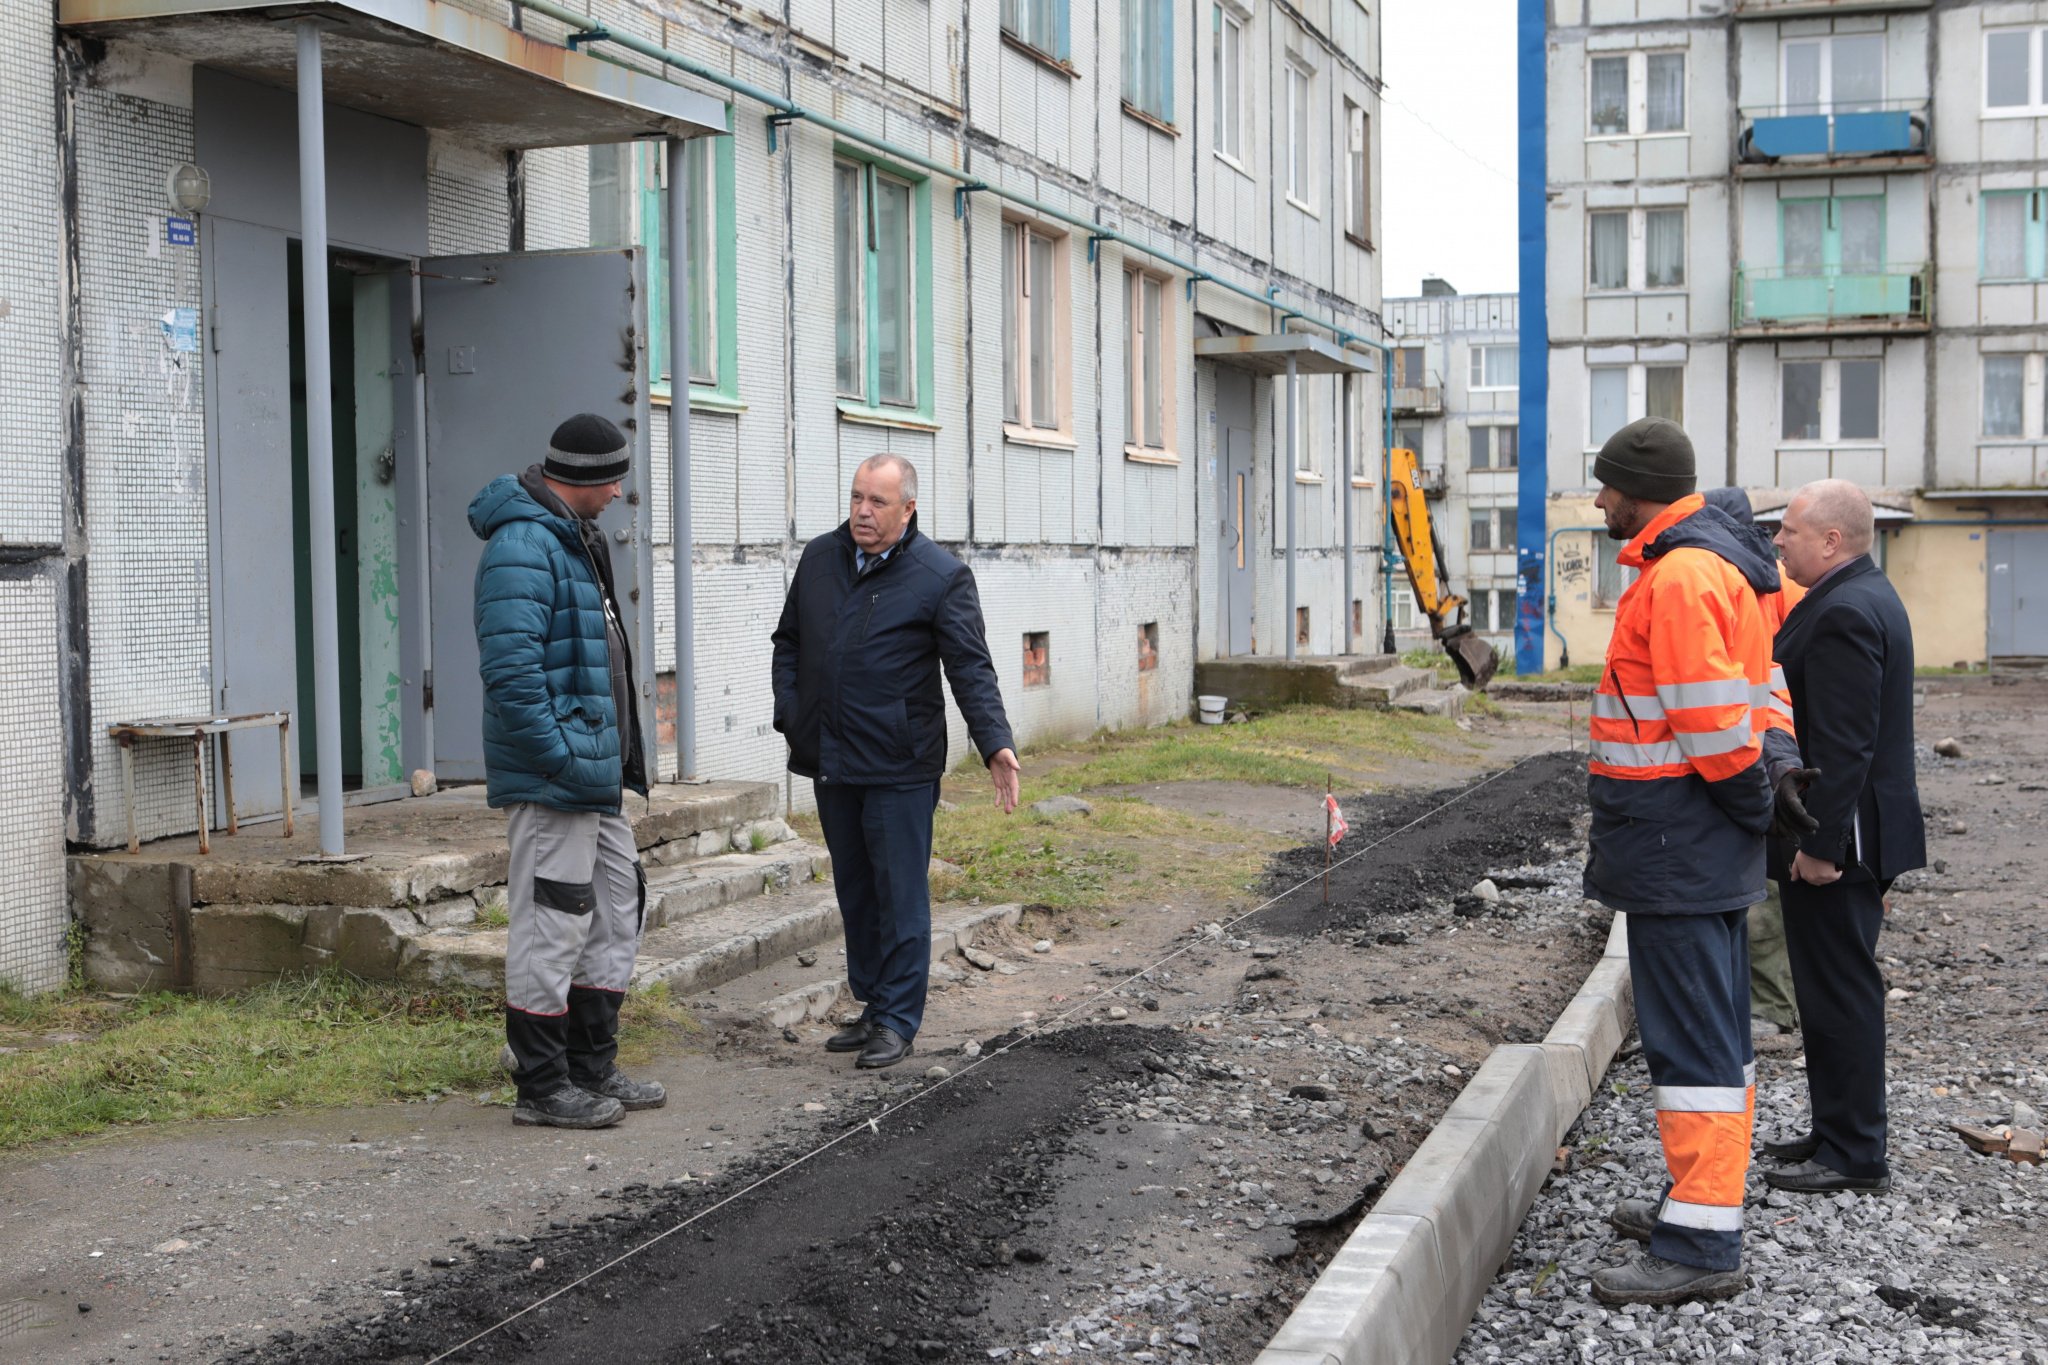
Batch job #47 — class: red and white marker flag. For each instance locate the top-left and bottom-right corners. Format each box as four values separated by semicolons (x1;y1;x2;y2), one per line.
1324;793;1348;847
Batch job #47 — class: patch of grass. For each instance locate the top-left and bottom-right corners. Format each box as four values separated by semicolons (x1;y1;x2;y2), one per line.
1915;663;1987;677
1012;707;1464;796
933;796;1274;914
0;973;696;1151
474;894;509;929
1463;691;1503;718
749;826;773;852
1504;664;1604;685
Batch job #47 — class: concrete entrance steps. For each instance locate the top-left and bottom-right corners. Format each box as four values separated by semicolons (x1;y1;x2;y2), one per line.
1336;662;1433;706
1194;654;1406;712
71;779;819;995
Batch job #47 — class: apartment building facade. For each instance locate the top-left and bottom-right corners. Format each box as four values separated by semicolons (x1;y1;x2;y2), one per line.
1539;0;2048;672
0;0;1386;992
1385;283;1521;648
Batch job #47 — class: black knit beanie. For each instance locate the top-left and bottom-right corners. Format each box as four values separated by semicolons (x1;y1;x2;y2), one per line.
1592;417;1695;504
544;413;631;486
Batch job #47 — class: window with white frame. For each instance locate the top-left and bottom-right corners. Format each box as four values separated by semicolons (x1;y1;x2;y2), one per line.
1124;0;1174;123
834;158;922;411
1002;0;1069;62
1588;362;1684;449
1588;51;1686;137
1985;27;2048;116
1468;508;1516;554
1391;586;1416;631
1469;344;1519;391
1782;34;1885;117
1125;268;1177;456
594;140;728;395
1978;352;2048;439
1493;589;1517;633
1289;376;1320;474
1345;98;1371;247
1213;4;1246;164
1588;206;1686;292
1470;423;1519;470
1780;357;1881;443
1285;58;1315;209
1593;538;1636;609
1003;220;1070;437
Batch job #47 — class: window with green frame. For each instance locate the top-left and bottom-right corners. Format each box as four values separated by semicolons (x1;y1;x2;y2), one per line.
1982;189;2048;281
1123;0;1174;123
1778;195;1884;275
833;152;935;422
631;130;739;407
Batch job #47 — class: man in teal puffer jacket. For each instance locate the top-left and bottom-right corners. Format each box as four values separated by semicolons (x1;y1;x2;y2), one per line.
471;413;659;1130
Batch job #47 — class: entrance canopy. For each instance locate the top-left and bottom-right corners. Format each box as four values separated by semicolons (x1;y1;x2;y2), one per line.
1194;332;1376;377
58;0;727;146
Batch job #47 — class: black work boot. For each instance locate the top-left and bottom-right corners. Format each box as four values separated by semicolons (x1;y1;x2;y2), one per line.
1591;1253;1745;1306
582;1069;667;1110
513;1085;625;1130
1608;1198;1657;1245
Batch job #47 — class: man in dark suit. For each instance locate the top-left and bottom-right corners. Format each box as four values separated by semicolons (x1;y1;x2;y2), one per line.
1762;479;1926;1194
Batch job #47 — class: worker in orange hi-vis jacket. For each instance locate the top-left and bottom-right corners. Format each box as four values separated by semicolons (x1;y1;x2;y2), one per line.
1581;418;1780;1308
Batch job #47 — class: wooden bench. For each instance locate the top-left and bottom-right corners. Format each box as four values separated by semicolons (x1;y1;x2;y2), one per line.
108;713;294;855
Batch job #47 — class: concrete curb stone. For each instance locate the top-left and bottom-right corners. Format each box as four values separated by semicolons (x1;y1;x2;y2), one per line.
1254;912;1638;1365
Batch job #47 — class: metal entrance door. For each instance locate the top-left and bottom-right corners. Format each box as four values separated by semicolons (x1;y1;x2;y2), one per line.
1988;530;2048;659
205;218;298;818
421;248;652;782
1216;369;1256;656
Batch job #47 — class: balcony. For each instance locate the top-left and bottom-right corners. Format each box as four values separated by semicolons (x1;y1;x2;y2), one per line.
1392;385;1442;416
1415;466;1447;498
1734;0;1929;16
1737;101;1928;176
1732;263;1929;336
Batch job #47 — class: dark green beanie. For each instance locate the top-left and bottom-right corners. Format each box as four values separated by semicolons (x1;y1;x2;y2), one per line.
1592;417;1695;504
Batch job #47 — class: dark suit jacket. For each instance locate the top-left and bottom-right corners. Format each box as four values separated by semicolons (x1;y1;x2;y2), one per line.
1767;555;1927;882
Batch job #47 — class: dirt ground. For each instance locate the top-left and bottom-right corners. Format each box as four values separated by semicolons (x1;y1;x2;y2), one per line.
2;704;1595;1364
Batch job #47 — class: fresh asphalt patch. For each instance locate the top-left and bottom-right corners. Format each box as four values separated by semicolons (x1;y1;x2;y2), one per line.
1258;748;1585;936
228;751;1592;1365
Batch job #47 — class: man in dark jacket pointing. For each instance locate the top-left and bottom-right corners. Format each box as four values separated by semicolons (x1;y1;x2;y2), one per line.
772;454;1019;1069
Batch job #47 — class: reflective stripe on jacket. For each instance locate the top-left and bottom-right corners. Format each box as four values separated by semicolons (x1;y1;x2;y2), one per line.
1584;495;1778;915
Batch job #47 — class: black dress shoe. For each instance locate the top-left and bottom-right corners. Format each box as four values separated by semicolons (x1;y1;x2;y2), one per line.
1763;1159;1890;1195
824;1020;873;1053
856;1025;914;1070
1761;1131;1819;1163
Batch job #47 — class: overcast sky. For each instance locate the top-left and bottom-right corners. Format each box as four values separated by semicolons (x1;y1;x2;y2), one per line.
1380;1;1520;300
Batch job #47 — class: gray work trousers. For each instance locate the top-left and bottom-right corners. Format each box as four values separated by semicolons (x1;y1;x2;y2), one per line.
502;803;645;1099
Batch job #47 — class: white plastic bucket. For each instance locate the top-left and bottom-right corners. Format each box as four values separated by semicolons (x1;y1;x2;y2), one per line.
1197;695;1227;725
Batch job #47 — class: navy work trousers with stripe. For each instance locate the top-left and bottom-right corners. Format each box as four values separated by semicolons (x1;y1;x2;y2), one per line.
1628;909;1755;1272
814;781;941;1042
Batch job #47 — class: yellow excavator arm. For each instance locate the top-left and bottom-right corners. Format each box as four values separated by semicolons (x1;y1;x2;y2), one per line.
1387;447;1500;691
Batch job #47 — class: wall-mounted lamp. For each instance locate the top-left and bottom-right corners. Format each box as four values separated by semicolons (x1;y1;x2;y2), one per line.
165;162;212;215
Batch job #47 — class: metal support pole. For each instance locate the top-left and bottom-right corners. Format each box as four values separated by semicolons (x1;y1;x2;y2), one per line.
667;137;697;782
1342;371;1355;656
1284;353;1298;662
297;20;345;855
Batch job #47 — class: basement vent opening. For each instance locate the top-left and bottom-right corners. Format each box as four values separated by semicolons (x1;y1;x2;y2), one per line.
1023;631;1051;688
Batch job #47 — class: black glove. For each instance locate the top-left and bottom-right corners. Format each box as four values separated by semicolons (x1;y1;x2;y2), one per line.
1771;767;1821;841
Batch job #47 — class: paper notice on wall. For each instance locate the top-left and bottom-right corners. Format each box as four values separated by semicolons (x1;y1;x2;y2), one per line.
161;307;199;353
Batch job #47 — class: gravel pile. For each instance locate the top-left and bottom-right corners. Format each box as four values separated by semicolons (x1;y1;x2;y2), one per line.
1454;1046;2048;1363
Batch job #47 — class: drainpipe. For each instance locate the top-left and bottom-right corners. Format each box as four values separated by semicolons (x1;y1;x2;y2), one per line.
1342;370;1354;655
667;137;696;782
1545;523;1605;670
1381;354;1395;653
1285;351;1297;661
297;19;345;856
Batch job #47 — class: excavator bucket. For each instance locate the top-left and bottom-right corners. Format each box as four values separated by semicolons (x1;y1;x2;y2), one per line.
1438;625;1500;692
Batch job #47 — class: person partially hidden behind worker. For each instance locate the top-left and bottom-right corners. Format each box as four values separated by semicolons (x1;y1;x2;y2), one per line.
1583;417;1780;1306
771;454;1021;1070
1757;479;1926;1195
1702;488;1807;1040
470;413;664;1129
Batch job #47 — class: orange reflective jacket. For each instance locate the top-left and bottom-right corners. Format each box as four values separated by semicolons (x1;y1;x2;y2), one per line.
1760;577;1805;737
1584;495;1778;915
